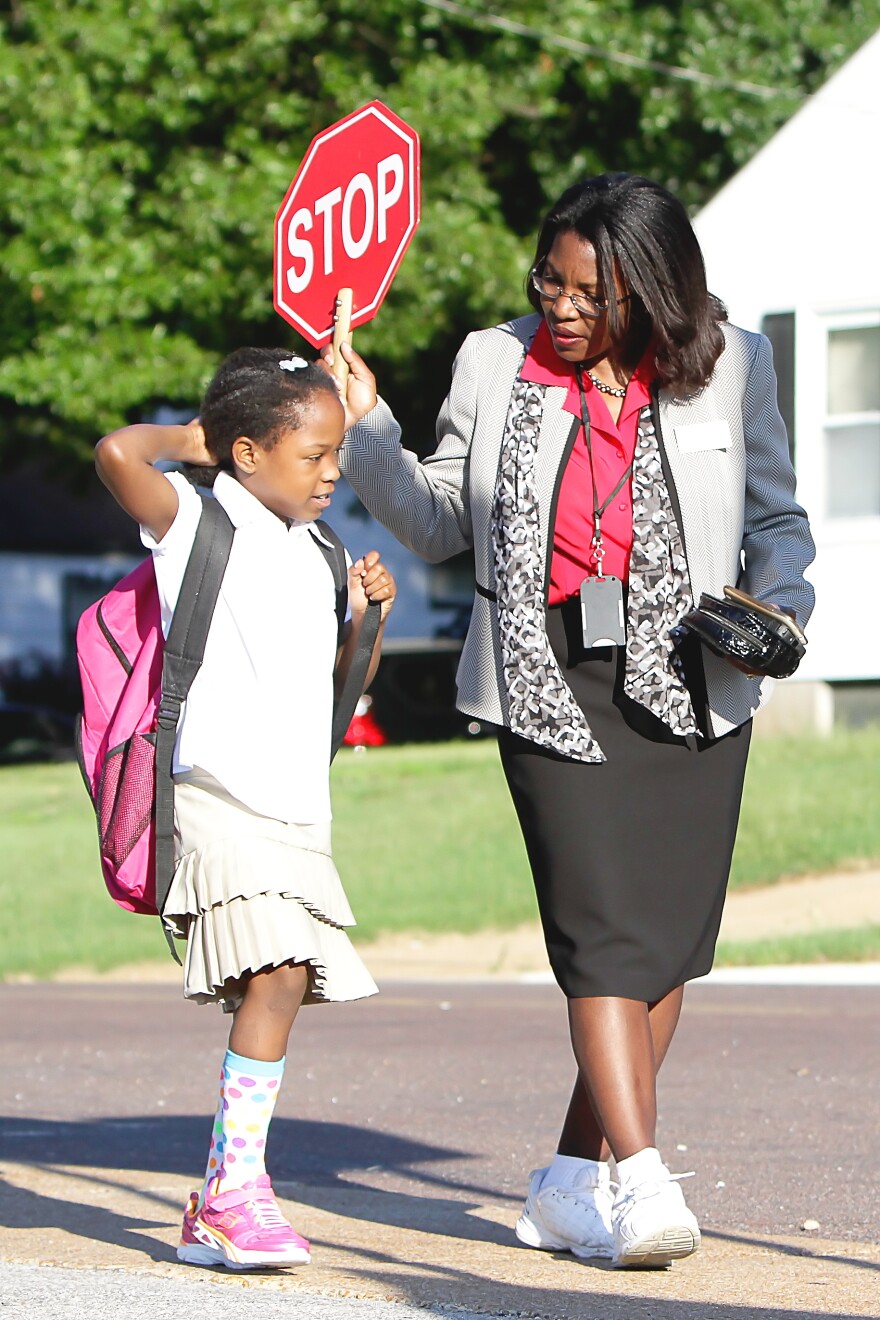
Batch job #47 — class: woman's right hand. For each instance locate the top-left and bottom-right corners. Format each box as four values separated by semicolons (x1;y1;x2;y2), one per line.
318;342;377;430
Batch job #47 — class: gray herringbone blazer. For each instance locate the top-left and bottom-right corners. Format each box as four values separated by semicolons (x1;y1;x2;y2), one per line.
342;314;816;738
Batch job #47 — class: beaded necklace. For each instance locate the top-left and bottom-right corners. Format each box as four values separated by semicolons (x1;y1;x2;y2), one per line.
585;368;627;398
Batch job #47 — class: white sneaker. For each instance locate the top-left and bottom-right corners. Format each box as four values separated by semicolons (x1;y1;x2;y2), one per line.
515;1166;615;1259
612;1166;700;1268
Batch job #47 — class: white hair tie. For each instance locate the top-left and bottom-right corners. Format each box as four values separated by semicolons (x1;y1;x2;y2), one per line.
278;356;309;372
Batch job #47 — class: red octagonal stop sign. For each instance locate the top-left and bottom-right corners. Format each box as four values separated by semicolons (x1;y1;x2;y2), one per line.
274;101;421;348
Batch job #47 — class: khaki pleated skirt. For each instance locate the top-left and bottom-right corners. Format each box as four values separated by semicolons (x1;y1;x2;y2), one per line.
163;768;378;1012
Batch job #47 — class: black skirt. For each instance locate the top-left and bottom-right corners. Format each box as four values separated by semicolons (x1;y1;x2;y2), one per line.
498;601;751;1002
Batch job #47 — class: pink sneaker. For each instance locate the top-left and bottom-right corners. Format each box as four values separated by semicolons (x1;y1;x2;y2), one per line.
177;1175;311;1270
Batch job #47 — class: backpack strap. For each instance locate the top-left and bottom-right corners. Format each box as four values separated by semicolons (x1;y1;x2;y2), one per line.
331;599;381;761
154;494;234;958
310;521;382;762
310;521;348;645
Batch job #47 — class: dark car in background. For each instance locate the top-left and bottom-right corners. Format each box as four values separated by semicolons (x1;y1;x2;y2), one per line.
0;703;76;765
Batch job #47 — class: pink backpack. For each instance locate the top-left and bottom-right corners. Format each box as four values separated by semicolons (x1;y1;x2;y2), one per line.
76;492;375;953
76;496;234;935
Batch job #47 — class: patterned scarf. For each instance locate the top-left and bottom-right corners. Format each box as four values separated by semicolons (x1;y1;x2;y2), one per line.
491;376;698;762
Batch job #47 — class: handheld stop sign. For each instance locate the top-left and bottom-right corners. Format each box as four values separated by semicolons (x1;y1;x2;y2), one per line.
273;100;421;392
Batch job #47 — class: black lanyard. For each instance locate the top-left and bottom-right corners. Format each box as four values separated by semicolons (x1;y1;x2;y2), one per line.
575;366;634;572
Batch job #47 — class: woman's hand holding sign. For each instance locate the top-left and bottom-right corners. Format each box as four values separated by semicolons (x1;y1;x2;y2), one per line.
319;342;377;430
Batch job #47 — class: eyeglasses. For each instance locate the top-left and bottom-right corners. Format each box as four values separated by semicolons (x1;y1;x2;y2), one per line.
530;268;629;320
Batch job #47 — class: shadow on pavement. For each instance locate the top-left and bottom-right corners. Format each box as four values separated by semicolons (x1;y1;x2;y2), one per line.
3;1114;877;1317
1;1113;477;1187
705;1227;880;1275
338;1255;880;1320
0;1175;176;1263
0;1113;514;1257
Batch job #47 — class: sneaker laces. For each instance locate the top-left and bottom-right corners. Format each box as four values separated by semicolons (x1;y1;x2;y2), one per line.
244;1192;291;1233
552;1178;619;1201
617;1170;694;1209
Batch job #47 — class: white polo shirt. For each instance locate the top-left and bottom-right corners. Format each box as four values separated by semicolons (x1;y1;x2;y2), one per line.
141;471;347;825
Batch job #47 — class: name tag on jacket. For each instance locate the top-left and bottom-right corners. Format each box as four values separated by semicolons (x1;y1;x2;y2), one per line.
674;421;730;452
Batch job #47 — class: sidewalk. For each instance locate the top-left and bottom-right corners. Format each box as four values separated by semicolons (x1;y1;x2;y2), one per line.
2;1262;493;1320
2;1160;878;1319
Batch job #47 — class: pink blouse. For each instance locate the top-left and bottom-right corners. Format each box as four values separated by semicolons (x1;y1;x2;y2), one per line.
519;321;654;605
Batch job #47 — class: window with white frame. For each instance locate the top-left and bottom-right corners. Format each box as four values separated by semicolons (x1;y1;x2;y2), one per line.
824;319;880;518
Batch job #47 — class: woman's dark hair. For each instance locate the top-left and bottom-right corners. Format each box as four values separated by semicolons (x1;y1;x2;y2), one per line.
527;173;727;395
200;347;340;468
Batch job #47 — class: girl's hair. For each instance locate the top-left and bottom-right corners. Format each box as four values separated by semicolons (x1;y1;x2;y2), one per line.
527;173;727;395
200;347;340;468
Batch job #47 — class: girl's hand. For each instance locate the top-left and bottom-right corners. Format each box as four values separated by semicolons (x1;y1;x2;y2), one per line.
349;551;396;621
318;343;377;430
180;417;215;466
96;418;215;543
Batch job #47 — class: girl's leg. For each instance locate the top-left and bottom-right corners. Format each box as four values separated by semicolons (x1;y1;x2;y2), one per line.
180;962;313;1269
559;986;684;1160
229;961;310;1061
199;962;309;1203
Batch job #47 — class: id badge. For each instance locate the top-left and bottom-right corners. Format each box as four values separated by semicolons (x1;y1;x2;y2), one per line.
580;575;626;648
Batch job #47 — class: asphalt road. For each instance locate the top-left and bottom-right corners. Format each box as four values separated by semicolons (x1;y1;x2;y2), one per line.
1;979;878;1318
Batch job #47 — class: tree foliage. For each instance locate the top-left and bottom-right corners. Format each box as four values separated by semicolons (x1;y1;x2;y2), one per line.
0;0;877;464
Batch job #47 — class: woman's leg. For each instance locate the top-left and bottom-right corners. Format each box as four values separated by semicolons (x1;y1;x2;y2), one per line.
557;1076;608;1161
563;986;684;1161
517;988;686;1258
548;986;698;1266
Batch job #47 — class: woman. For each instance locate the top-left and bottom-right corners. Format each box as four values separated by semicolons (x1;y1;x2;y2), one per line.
326;174;815;1268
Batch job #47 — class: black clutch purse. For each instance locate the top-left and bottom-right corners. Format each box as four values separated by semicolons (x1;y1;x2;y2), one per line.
677;586;807;679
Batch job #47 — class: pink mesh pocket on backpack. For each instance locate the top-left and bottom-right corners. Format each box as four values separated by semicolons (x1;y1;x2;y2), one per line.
98;733;157;868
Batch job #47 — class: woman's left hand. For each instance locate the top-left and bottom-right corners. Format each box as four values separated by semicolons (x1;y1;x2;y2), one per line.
349;551;396;621
728;603;798;676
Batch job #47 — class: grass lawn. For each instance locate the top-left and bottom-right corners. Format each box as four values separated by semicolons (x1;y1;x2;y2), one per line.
1;726;879;978
716;926;880;966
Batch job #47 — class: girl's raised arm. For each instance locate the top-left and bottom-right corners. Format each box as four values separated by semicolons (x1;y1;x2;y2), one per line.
95;420;212;542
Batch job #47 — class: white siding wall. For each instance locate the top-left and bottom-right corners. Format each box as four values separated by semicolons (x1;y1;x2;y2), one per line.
0;553;139;664
694;30;880;682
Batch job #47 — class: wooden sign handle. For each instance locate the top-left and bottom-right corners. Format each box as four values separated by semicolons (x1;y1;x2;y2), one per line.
332;288;353;398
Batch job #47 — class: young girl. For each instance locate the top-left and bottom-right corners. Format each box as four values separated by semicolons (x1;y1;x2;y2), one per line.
95;347;396;1271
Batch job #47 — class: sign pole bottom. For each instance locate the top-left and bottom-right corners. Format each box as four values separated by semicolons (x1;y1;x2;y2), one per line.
332;288;353;399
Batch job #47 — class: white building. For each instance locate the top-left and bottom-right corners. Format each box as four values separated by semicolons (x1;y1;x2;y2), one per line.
694;29;880;725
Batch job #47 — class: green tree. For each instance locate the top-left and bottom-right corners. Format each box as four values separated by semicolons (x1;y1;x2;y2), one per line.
0;0;877;464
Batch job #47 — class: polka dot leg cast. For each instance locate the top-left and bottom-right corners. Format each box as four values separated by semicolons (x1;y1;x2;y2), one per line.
198;1049;285;1207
